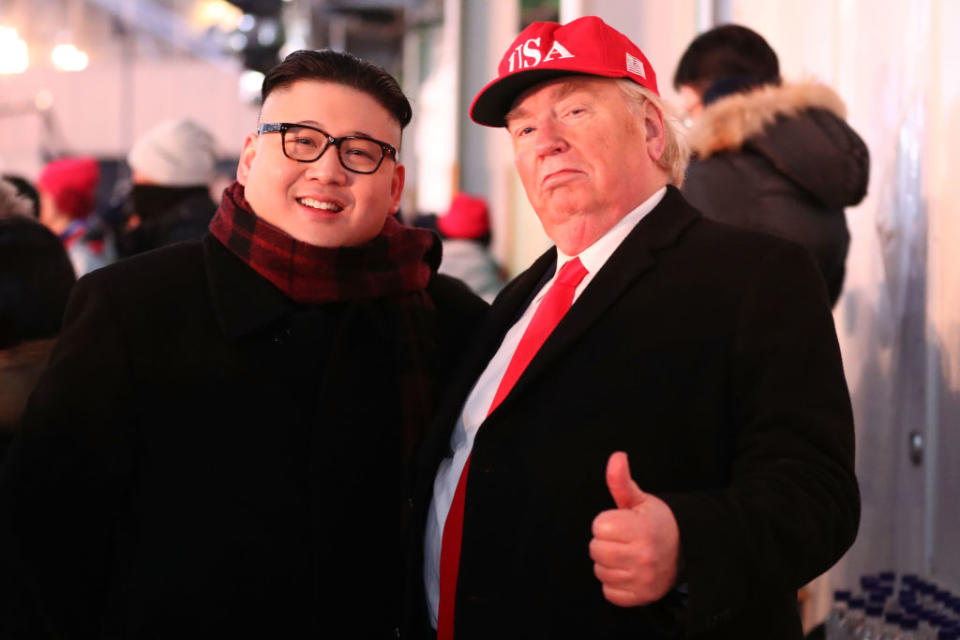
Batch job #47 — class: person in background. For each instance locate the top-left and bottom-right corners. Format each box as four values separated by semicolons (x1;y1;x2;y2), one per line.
674;24;869;307
416;193;505;303
119;118;219;256
411;16;858;639
36;156;116;277
0;179;76;461
1;49;485;639
1;174;40;219
0;185;76;636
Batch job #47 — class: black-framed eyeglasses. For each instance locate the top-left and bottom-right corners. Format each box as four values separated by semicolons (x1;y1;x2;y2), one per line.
258;122;398;175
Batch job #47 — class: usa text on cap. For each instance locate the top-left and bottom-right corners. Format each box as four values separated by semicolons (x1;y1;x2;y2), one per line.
470;16;658;127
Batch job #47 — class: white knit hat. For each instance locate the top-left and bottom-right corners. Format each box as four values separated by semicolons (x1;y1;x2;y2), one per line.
128;118;217;186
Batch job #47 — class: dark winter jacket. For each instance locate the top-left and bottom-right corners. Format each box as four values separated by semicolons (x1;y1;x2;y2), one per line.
118;187;216;257
0;235;487;639
682;82;870;306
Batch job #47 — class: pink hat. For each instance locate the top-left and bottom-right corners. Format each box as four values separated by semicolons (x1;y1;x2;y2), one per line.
37;156;100;220
438;193;490;239
470;16;658;127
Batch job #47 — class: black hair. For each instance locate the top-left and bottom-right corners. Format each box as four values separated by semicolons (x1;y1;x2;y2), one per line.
673;24;780;94
2;174;40;219
261;49;412;128
0;215;76;349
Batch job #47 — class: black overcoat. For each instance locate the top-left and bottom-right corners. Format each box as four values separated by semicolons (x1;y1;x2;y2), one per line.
0;234;486;639
408;187;860;639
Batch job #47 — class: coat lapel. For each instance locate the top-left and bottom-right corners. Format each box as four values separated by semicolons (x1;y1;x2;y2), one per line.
417;187;700;484
453;249;557;400
485;187;701;419
416;250;555;480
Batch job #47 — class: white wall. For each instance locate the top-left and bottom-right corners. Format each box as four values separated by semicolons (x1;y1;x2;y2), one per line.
411;0;462;218
925;0;960;587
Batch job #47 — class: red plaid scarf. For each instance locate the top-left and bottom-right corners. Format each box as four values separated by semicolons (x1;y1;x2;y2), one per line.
210;181;435;302
210;181;440;461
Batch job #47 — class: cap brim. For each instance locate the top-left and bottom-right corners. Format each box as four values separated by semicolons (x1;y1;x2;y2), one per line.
469;69;599;128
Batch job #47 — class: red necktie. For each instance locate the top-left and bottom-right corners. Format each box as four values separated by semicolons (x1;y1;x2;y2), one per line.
437;257;588;639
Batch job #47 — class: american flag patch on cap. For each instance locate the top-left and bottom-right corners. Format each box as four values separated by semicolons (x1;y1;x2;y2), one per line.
625;52;646;78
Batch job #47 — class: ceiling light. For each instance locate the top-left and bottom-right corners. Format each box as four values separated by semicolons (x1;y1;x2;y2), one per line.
51;43;89;71
257;20;279;46
193;0;243;32
238;14;256;33
0;26;29;74
228;32;248;51
239;69;265;104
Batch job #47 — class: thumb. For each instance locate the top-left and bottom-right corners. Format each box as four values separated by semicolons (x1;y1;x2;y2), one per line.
605;451;647;510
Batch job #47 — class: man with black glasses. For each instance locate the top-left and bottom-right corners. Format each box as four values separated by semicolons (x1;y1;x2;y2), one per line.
0;50;485;639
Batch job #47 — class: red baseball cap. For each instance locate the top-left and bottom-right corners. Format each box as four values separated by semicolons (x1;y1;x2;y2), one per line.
37;156;100;220
438;193;490;239
470;16;658;127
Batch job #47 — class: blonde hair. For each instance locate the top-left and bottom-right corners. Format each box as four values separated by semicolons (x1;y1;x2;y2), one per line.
616;80;690;186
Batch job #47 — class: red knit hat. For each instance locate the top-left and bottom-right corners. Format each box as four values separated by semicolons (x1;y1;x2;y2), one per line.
37;156;100;220
438;193;490;239
470;16;658;127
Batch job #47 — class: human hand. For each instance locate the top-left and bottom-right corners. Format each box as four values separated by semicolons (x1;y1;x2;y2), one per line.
589;451;680;607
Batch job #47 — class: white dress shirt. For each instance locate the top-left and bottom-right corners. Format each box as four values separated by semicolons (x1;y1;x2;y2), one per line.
423;187;666;627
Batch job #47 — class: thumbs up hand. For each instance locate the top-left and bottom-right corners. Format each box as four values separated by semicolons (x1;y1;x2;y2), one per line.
589;452;680;607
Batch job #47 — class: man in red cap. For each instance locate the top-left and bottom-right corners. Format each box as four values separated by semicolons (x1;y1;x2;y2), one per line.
410;16;859;639
36;156;115;276
435;193;505;303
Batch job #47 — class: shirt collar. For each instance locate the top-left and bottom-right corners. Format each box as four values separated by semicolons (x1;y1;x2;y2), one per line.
556;186;667;276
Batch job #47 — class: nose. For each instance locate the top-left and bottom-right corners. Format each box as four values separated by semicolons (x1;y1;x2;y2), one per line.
303;143;348;184
534;119;568;157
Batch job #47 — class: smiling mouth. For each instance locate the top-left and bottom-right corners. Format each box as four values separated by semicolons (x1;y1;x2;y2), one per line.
297;197;344;213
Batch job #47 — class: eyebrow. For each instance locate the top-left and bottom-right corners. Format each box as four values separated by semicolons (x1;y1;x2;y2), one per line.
504;106;529;125
288;120;382;140
505;80;588;125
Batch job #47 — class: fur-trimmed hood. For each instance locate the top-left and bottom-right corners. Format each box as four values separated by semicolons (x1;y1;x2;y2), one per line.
686;81;869;208
688;82;847;157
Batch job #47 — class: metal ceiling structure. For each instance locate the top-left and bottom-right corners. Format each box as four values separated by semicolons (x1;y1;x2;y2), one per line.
0;0;412;75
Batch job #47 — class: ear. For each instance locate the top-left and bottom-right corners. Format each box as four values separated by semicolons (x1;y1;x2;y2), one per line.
388;162;405;214
643;101;666;163
236;133;259;185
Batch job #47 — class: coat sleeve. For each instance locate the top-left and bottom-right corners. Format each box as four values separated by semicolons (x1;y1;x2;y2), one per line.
0;270;138;637
427;273;489;377
659;241;860;635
